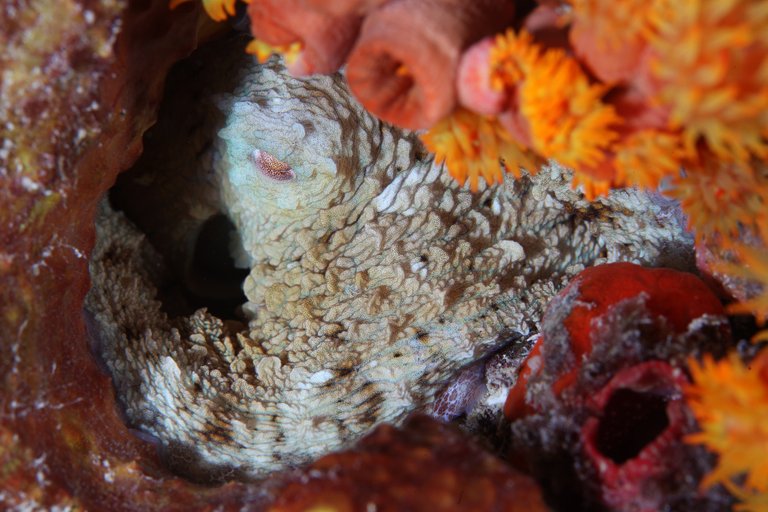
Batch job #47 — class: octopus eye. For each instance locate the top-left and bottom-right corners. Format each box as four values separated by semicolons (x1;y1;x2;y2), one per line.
251;149;295;181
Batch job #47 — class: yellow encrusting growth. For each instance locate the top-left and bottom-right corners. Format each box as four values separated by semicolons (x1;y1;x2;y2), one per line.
246;39;304;66
420;108;538;192
686;349;768;510
648;0;768;162
170;0;244;21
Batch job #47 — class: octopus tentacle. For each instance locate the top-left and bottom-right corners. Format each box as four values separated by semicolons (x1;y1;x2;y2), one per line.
86;37;692;479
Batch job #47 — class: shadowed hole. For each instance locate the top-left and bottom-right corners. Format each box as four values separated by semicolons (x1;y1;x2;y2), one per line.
595;388;670;464
177;213;249;319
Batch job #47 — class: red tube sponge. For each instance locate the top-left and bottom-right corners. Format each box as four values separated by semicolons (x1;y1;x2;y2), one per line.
582;361;691;512
345;0;516;130
505;262;726;420
248;0;362;75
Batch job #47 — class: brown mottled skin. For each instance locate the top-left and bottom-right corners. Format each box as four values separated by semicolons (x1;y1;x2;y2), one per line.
86;36;691;478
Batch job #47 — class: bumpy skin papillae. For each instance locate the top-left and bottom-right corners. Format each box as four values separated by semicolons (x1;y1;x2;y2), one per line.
86;37;691;478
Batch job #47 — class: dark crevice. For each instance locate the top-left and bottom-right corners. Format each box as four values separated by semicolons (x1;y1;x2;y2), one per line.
104;34;252;323
155;214;249;320
182;214;249;318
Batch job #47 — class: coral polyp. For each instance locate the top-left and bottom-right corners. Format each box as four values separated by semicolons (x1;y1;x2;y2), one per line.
686;349;768;508
647;0;768;162
420;107;538;191
489;30;622;198
715;241;768;337
669;158;768;243
612;130;683;189
246;39;303;66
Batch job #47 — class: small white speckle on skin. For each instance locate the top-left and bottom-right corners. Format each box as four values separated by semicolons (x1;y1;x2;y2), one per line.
485;387;511;407
491;197;501;215
410;259;428;279
75;128;87;144
101;459;115;483
373;172;405;212
309;369;334;384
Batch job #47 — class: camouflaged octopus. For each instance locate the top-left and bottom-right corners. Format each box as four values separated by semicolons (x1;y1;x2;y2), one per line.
86;37;691;479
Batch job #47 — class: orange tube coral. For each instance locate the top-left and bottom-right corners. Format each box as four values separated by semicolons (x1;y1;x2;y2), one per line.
248;0;362;75
716;240;768;336
569;0;654;85
489;29;622;198
345;0;516;130
420;107;539;191
669;157;768;243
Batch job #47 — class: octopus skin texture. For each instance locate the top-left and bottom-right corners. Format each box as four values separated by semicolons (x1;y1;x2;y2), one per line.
85;36;693;479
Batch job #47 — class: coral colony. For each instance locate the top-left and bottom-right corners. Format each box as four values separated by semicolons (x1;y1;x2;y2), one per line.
1;0;767;511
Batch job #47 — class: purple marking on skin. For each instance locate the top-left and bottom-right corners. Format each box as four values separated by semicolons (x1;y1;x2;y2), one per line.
429;359;487;422
251;149;296;181
129;427;164;449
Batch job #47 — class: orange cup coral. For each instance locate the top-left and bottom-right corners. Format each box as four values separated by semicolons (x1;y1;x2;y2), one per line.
686;348;768;510
715;242;768;341
440;30;626;197
645;0;768;163
420;107;539;192
490;30;622;198
669;157;768;244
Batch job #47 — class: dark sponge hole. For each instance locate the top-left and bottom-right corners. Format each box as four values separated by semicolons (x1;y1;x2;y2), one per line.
595;388;670;464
